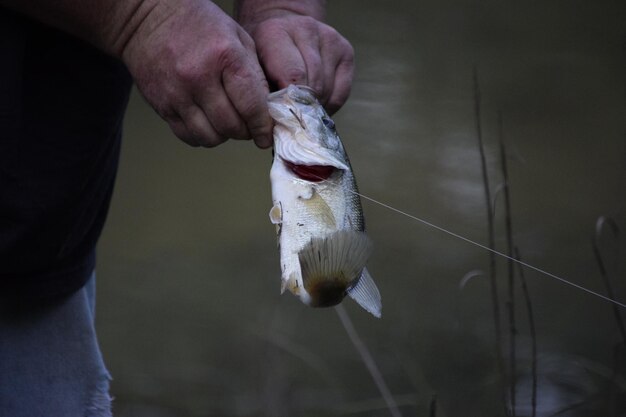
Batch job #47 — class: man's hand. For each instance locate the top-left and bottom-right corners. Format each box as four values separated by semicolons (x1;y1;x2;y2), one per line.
2;0;353;147
121;0;273;148
236;1;355;115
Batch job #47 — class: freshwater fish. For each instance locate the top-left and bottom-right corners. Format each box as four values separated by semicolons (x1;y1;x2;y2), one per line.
267;85;382;317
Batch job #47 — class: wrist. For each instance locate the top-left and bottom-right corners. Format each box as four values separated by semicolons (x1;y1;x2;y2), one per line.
101;0;166;59
0;0;157;59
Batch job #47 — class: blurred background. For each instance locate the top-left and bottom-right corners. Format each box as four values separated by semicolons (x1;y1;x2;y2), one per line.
97;1;626;416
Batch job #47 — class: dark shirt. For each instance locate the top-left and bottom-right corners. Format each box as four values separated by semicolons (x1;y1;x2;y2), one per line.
0;8;132;304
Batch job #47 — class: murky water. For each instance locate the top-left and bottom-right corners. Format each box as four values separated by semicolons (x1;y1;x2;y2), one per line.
98;1;626;416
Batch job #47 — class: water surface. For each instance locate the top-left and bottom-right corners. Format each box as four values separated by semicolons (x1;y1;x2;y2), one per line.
98;1;626;416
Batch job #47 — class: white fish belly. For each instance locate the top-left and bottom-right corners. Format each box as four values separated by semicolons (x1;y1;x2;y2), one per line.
270;160;348;301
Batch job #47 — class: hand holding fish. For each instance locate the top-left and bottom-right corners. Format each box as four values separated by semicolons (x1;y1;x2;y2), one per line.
122;0;353;147
237;1;355;115
121;0;274;148
2;0;353;148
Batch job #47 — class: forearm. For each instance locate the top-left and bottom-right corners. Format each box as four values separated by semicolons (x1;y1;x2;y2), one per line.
1;0;327;57
0;0;159;57
234;0;326;25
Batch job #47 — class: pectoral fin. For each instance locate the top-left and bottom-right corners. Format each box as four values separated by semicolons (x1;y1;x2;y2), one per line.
297;230;373;308
347;268;382;318
269;203;282;224
302;190;335;227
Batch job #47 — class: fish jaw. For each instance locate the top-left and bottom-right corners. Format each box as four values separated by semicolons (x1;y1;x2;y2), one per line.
269;86;350;171
272;123;350;172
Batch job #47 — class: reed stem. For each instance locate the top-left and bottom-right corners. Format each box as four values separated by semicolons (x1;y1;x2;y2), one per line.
473;67;508;416
335;305;402;417
498;111;517;416
515;247;538;417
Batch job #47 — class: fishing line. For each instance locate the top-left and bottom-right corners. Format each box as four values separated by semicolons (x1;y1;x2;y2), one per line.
278;149;624;307
349;189;626;309
294;168;625;308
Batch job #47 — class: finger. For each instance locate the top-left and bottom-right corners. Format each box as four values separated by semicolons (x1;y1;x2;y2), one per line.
220;41;273;147
236;29;274;149
168;117;200;147
293;27;325;98
325;58;353;115
170;106;225;148
195;89;250;140
323;38;354;115
255;24;308;89
250;131;272;149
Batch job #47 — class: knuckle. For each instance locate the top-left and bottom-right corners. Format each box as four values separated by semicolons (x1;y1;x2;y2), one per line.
171;113;227;148
297;15;318;30
215;40;247;73
162;87;183;109
212;114;248;140
159;106;176;121
173;38;249;85
320;25;354;55
174;59;201;84
255;16;293;35
284;67;307;85
243;107;270;134
327;86;352;115
239;97;264;120
341;39;355;62
199;138;223;148
193;128;226;148
326;98;342;115
169;123;200;147
318;23;340;42
190;127;224;148
184;139;202;147
248;121;272;140
237;27;256;51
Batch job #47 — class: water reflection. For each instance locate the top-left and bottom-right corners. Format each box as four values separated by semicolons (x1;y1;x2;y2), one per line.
98;0;626;416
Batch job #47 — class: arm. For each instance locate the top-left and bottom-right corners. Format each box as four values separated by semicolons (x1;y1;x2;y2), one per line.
2;0;354;147
2;0;274;148
0;0;146;56
235;0;354;114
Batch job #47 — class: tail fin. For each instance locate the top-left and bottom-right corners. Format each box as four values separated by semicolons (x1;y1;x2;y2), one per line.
298;230;372;308
347;268;382;318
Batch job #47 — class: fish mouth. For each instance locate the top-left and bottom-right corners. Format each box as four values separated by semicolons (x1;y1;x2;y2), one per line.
268;85;319;105
281;159;338;182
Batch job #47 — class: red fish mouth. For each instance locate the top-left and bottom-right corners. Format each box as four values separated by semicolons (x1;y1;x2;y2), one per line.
282;159;337;182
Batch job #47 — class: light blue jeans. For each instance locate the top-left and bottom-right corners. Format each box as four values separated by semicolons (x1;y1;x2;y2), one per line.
0;273;112;417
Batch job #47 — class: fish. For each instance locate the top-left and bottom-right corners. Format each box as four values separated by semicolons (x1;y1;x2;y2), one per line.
267;85;382;318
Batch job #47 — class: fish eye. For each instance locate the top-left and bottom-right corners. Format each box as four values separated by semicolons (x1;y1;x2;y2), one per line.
322;117;335;130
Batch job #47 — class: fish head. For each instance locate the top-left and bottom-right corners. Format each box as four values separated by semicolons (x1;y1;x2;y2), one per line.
268;85;349;173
